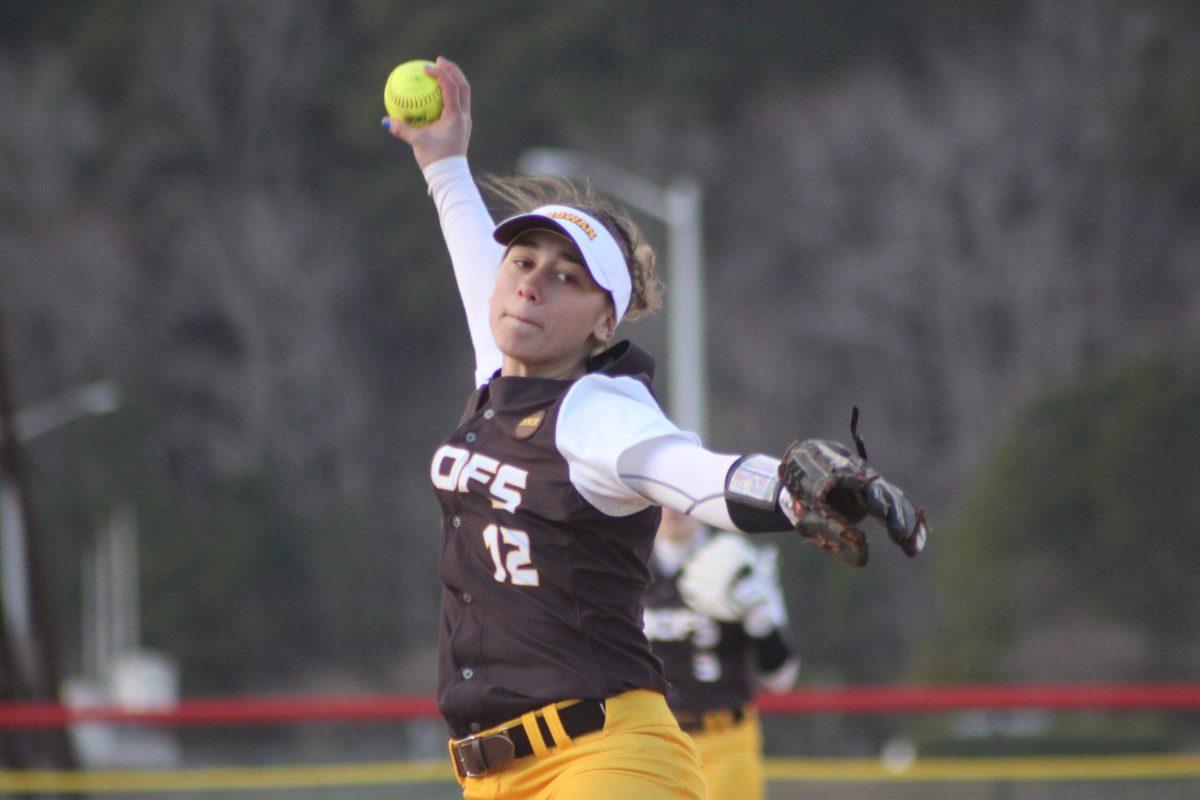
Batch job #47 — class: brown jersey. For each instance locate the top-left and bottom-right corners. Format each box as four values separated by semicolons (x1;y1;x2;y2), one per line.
430;342;669;737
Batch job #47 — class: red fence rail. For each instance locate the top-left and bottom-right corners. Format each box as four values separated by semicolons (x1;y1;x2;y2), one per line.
755;682;1200;714
1;683;1198;730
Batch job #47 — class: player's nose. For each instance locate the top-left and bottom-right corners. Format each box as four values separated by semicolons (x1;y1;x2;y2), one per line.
515;269;544;303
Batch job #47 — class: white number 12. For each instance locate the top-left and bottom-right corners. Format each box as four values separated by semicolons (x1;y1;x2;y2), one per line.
482;524;540;586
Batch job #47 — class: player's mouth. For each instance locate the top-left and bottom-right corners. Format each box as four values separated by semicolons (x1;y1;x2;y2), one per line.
504;312;541;328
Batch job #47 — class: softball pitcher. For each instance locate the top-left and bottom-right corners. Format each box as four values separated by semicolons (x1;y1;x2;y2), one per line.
384;56;928;800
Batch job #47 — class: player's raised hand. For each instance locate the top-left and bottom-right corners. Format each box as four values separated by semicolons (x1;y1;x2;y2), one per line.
383;55;472;170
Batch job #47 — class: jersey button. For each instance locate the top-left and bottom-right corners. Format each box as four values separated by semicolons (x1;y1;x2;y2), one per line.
483;409;495;420
452;516;462;528
461;667;474;680
462;593;472;604
465;432;477;443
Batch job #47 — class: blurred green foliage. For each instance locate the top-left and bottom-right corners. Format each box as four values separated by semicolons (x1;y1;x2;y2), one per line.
137;476;320;692
929;346;1200;681
33;400;407;693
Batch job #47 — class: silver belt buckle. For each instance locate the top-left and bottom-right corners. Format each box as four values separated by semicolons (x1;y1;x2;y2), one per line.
452;730;515;778
453;734;487;778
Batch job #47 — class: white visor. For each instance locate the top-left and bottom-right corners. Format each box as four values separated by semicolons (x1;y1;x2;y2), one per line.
493;204;633;325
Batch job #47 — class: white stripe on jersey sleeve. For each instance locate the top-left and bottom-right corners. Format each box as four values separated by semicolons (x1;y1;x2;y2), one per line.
557;374;700;517
423;156;504;386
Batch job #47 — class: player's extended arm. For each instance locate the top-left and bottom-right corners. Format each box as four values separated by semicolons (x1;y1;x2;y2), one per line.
386;56;502;386
558;375;928;565
618;436;928;566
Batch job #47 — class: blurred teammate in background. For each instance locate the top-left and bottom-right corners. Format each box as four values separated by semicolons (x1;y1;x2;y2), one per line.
645;508;799;800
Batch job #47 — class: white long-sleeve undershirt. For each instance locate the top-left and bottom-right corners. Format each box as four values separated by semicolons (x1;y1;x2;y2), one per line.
423;156;504;387
421;156;755;533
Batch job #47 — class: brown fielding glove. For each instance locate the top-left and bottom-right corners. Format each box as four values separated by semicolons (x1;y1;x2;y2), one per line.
778;439;928;567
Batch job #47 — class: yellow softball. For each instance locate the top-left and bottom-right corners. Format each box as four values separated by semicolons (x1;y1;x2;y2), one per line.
383;60;443;127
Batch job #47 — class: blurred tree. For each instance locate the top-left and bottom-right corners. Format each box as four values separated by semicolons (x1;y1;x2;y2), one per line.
1123;0;1200;180
928;346;1200;681
136;475;322;693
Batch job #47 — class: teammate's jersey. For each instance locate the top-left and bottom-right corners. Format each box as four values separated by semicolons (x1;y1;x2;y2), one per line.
432;342;670;737
643;554;757;714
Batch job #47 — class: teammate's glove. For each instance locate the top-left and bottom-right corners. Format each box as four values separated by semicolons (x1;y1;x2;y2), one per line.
679;533;788;637
737;545;788;638
778;439;928;567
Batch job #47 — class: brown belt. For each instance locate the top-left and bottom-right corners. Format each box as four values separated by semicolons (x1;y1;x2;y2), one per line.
449;700;607;779
674;705;747;733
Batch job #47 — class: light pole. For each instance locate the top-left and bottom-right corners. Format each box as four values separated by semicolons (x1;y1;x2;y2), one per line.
8;381;121;443
517;148;708;440
0;380;121;695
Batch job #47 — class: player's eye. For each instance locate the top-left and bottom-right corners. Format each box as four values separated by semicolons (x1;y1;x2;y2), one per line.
554;271;577;285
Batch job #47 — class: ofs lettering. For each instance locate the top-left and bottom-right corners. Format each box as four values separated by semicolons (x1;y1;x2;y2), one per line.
431;445;528;512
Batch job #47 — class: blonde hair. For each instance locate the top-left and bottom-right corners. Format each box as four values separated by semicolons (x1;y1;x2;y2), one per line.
480;175;664;321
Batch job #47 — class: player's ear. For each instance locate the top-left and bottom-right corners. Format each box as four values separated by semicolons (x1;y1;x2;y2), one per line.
591;305;616;347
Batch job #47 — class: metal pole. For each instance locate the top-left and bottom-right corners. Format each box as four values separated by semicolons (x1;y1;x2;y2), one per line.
122;506;140;658
665;178;707;440
1;480;39;689
0;567;31;768
97;523;112;682
107;505;139;661
0;308;76;768
0;378;121;686
81;545;97;681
